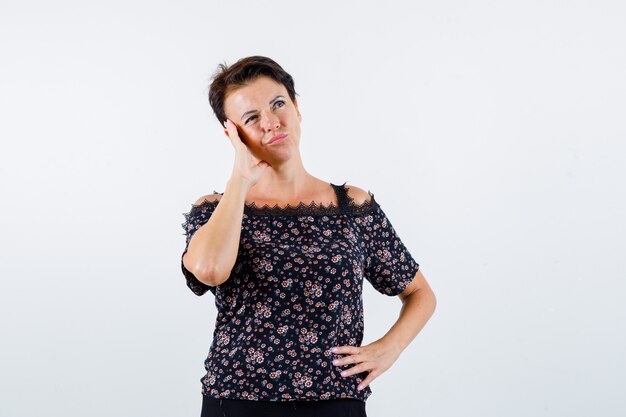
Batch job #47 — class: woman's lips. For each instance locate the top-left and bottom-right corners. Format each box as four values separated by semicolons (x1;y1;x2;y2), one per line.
268;133;287;145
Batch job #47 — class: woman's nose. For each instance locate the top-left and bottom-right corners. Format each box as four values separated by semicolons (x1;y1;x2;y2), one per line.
260;112;280;131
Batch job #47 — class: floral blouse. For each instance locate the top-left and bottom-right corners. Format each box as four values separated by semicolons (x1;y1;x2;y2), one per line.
180;182;420;402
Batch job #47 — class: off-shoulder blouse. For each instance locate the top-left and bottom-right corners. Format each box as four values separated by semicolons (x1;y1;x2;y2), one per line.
180;182;419;402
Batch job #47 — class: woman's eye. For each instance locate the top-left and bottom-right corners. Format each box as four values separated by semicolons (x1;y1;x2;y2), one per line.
245;101;285;124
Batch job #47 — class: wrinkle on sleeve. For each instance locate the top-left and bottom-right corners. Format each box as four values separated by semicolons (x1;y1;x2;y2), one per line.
361;203;420;296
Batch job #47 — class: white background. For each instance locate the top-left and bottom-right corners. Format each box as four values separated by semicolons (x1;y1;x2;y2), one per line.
1;1;625;416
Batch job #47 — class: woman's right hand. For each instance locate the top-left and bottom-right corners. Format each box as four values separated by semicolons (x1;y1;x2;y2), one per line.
223;119;270;187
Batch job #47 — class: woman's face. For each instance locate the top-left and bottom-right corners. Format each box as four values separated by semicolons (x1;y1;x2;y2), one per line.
223;75;302;163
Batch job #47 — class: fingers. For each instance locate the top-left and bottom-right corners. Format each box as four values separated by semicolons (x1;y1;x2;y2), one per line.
356;371;378;391
339;361;377;392
332;346;369;377
331;345;380;391
331;345;364;368
331;345;361;355
332;353;364;366
223;119;244;145
223;119;234;139
339;362;376;392
339;362;371;376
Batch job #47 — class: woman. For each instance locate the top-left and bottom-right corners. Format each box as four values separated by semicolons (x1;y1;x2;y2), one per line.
181;56;436;417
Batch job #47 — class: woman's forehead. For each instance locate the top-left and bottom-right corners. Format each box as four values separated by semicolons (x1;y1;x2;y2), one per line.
225;77;287;113
231;77;284;101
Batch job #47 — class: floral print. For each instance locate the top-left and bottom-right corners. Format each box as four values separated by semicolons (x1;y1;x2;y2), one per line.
180;182;419;402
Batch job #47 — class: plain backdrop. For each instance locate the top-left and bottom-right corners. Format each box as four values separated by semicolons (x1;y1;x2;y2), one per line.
1;1;625;416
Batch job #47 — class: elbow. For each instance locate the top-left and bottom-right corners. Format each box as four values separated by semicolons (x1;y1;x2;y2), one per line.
183;252;230;287
195;264;230;287
429;290;437;314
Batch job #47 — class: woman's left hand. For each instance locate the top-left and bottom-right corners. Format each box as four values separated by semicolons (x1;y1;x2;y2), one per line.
331;338;403;391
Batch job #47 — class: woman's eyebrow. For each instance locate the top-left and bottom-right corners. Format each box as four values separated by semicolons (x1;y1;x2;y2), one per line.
240;95;285;120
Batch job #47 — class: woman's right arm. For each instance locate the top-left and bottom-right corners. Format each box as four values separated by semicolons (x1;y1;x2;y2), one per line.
182;177;251;286
182;119;270;287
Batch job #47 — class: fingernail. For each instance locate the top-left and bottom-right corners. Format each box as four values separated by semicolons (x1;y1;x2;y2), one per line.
332;360;339;365
357;385;363;391
331;347;338;353
341;371;347;376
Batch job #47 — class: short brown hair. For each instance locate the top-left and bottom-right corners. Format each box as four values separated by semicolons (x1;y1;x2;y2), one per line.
208;55;299;126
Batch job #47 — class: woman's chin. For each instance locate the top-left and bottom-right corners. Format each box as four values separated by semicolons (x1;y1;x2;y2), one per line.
264;147;298;163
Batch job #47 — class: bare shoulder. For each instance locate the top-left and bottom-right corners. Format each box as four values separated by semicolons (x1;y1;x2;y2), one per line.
193;193;222;206
344;184;373;205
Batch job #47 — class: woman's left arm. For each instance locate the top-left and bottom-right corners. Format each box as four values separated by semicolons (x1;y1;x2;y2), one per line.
331;269;436;391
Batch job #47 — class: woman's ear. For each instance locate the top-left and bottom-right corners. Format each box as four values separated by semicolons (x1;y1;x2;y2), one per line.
294;98;302;121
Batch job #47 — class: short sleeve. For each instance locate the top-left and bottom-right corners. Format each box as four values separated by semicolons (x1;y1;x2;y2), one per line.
361;203;420;296
180;202;218;296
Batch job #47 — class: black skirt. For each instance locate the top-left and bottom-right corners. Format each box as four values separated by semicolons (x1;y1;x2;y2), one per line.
201;395;367;417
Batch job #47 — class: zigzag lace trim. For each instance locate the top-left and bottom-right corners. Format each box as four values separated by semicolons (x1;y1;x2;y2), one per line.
184;184;379;217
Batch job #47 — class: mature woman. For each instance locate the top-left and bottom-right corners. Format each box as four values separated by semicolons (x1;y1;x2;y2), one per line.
181;55;436;417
